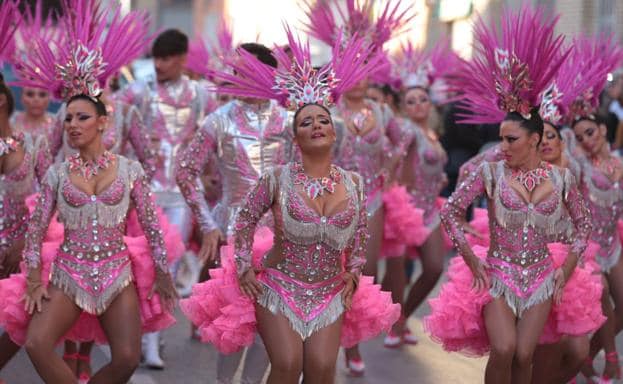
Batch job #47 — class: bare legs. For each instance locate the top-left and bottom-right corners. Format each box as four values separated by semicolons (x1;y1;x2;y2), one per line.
585;256;623;380
483;297;552;384
0;333;20;370
382;256;406;335
256;304;342;384
26;285;141;384
531;336;589;384
345;207;383;366
399;227;445;332
25;286;83;383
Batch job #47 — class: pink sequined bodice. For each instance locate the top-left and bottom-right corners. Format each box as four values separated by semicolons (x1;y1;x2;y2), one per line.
121;76;208;193
10;112;55;138
234;164;368;321
333;101;401;213
0;133;51;252
401;119;448;225
580;160;623;269
443;161;591;314
24;157;167;314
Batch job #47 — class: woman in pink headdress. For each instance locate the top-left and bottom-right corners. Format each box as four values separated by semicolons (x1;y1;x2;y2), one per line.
565;36;623;383
380;40;462;348
0;2;178;383
302;0;415;373
423;8;603;384
0;3;54;380
180;28;399;384
10;2;56;138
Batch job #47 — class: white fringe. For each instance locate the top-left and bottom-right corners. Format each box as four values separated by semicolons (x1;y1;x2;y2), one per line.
50;264;133;315
257;285;344;340
489;273;554;318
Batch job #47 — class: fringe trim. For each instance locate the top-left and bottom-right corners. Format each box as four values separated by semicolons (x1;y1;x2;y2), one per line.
492;162;565;236
583;167;623;208
597;241;622;273
50;264;134;315
257;285;345;340
489;273;554;318
56;159;132;230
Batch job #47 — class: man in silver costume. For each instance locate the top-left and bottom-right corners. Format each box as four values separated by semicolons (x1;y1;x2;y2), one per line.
121;29;214;370
176;43;293;384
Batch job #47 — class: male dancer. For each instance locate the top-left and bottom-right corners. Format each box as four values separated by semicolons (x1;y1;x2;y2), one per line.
176;43;293;384
121;28;214;369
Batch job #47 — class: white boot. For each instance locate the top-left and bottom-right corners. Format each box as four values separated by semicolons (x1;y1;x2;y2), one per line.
142;332;164;370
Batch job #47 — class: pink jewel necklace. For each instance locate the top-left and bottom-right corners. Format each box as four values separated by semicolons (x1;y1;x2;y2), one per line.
591;155;619;178
511;162;551;192
68;151;115;180
0;134;22;157
292;163;342;200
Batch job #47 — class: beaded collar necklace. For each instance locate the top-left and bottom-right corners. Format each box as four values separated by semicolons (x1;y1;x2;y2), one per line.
68;151;115;180
292;162;342;200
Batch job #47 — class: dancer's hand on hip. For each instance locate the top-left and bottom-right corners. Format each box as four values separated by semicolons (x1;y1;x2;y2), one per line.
24;278;49;315
239;269;263;301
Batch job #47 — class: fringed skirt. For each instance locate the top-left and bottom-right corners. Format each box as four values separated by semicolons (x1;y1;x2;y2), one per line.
180;227;400;354
423;243;605;356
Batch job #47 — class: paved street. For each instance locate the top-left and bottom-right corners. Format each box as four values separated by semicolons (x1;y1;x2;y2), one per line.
1;259;619;384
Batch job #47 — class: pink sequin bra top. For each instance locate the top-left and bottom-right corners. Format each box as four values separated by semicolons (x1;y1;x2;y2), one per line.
442;161;591;316
234;163;368;338
580;160;623;272
0;133;51;254
23;157;167;314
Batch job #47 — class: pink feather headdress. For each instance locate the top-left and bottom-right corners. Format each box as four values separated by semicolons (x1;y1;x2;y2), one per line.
186;36;211;78
15;0;153;101
186;20;236;81
0;1;20;64
15;1;60;58
393;39;460;90
565;35;623;122
210;25;381;111
455;6;568;124
303;0;415;51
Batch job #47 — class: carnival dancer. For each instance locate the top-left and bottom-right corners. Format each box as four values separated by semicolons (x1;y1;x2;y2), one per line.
0;2;53;378
0;2;178;383
381;40;461;348
423;7;602;384
121;28;213;368
176;41;292;384
180;27;399;384
452;45;606;382
9;1;57;138
303;0;415;373
568;36;623;383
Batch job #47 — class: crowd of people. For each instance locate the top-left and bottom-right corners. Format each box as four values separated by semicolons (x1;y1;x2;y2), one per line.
0;0;622;383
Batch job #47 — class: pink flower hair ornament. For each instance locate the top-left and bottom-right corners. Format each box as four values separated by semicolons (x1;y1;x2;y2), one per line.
14;0;153;101
454;6;569;124
209;25;382;111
